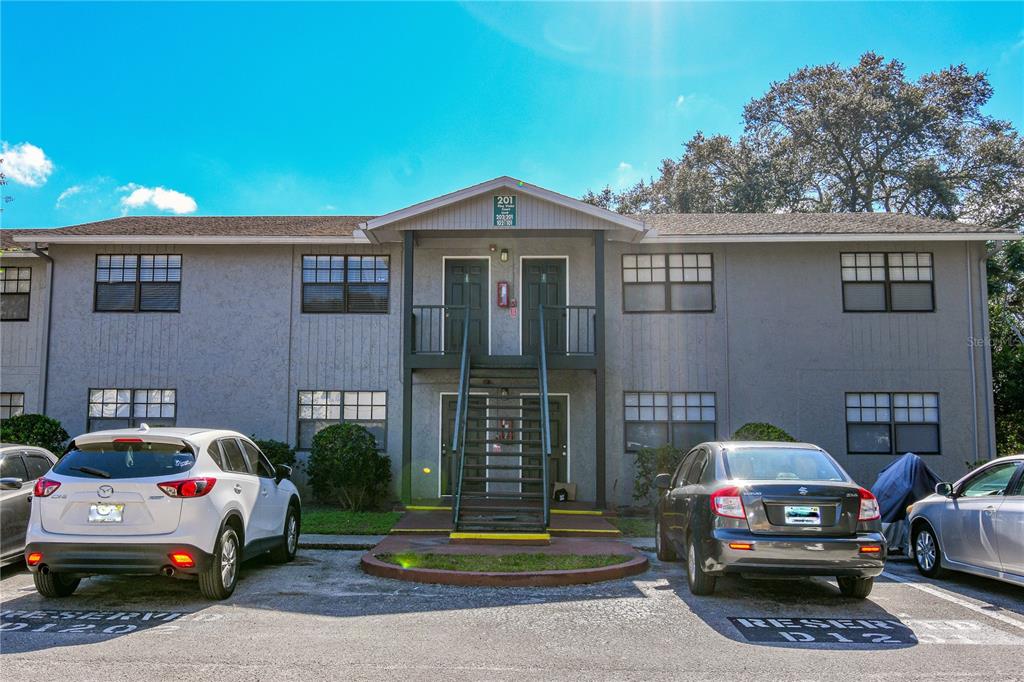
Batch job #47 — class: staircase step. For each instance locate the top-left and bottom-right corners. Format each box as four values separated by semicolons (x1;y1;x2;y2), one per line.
459;504;544;513
464;428;543;434
465;438;542;445
462;464;544;471
461;491;544;500
463;477;544;483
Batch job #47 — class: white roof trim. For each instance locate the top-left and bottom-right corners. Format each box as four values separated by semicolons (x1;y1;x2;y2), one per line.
641;231;1022;244
362;176;645;232
12;235;371;245
0;250;39;258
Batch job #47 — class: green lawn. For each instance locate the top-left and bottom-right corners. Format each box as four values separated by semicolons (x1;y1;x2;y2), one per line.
301;509;402;535
377;552;632;572
609;516;655;537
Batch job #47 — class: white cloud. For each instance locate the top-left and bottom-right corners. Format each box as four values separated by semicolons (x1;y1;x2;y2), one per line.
1;141;54;187
55;185;83;208
118;183;197;214
615;161;640;189
675;95;686;109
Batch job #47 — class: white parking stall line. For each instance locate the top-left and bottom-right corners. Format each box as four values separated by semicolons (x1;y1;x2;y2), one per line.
882;570;1024;632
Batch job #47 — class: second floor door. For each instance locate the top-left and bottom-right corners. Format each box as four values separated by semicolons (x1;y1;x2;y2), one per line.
522;258;567;356
445;258;489;355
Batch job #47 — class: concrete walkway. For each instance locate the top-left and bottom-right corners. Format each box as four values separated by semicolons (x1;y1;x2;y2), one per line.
299;533;655;551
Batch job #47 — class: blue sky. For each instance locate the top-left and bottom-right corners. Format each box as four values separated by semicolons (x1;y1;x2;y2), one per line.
2;1;1022;228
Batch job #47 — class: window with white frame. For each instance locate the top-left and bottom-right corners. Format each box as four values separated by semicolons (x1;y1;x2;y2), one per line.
88;388;176;431
622;254;713;312
841;252;934;312
624;391;716;452
1;392;25;419
95;255;182;312
1;266;31;321
846;392;939;454
298;390;387;449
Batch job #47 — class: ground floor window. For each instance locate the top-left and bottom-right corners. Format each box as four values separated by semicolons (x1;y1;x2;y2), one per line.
846;391;939;454
298;390;386;449
1;392;25;419
624;391;716;452
87;388;176;431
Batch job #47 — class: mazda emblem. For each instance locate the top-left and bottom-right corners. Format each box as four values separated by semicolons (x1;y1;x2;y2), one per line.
97;485;114;498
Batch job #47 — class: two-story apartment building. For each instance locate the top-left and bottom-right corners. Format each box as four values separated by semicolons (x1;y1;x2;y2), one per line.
1;177;1018;512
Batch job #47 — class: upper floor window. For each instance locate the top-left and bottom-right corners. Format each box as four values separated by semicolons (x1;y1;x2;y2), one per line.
846;391;939;455
622;254;713;313
1;266;31;321
624;391;716;453
302;255;390;314
297;389;387;449
0;392;25;419
841;252;934;312
88;388;176;431
95;255;181;312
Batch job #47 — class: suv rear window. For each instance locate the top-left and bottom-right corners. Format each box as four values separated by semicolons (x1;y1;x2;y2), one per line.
723;448;846;482
53;441;195;479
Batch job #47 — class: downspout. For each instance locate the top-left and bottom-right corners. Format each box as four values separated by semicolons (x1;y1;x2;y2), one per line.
30;243;54;414
965;244;982;465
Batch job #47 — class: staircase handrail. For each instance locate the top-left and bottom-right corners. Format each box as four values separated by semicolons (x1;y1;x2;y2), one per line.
450;304;472;526
536;304;553;528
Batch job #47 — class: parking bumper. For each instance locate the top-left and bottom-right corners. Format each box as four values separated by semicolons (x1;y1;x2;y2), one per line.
24;542;213;577
705;529;886;577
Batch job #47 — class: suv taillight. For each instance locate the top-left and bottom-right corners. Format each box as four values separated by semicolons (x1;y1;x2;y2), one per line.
711;486;746;519
858;487;881;521
158;478;216;498
33;478;61;497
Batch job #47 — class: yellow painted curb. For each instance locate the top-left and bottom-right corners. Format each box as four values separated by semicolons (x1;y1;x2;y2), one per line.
551;509;603;516
549;528;622;534
449;532;551;542
405;505;452;511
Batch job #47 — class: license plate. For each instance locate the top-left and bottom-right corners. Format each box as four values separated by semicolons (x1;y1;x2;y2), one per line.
784;505;820;525
88;503;124;523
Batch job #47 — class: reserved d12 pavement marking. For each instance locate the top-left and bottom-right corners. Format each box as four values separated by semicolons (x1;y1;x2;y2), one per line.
728;617;1024;645
0;609;222;635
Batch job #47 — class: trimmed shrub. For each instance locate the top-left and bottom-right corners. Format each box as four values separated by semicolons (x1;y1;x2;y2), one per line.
632;443;686;505
251;437;297;469
0;414;70;455
306;423;391;510
731;422;797;442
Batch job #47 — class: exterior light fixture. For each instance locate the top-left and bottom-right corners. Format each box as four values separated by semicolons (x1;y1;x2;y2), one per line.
500;248;509;262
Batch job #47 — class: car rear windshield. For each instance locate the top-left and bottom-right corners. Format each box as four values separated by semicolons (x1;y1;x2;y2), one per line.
52;441;195;479
723;448;846;482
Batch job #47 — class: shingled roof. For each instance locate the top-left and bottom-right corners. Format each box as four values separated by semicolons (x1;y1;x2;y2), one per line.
1;211;1017;245
643;212;1016;236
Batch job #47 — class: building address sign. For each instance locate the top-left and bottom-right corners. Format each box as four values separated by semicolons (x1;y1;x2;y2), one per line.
493;195;516;227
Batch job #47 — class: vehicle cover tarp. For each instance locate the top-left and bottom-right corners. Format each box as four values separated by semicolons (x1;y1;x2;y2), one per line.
869;452;943;523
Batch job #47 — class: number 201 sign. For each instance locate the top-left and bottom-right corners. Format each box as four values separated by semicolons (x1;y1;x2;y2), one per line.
494;195;516;227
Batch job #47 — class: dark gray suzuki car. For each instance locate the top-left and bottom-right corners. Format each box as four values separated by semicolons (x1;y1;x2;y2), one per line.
655;441;886;598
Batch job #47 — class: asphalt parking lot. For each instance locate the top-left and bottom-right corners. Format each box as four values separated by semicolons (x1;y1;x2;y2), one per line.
1;551;1021;681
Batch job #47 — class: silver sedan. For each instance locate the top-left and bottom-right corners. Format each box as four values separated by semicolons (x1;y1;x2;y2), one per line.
908;454;1024;587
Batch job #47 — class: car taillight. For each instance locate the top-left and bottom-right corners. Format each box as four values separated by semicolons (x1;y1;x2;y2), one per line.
168;552;195;568
33;478;61;497
26;552;43;566
157;478;216;498
711;486;746;519
858;488;880;521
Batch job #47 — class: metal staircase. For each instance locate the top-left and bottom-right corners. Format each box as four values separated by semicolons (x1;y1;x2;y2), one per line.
451;308;553;535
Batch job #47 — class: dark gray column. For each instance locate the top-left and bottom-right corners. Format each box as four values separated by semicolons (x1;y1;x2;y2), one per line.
401;230;414;503
594;230;607;508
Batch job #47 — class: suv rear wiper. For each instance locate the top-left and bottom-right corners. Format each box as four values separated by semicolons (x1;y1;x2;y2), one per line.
70;466;112;479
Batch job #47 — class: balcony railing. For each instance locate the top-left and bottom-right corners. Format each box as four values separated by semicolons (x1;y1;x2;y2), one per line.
539;305;597;356
411;304;464;355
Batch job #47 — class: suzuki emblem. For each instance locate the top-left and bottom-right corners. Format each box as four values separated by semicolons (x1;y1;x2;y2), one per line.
97;485;114;498
798;486;808;495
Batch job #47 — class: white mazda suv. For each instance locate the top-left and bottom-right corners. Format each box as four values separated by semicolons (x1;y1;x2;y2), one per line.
25;426;301;600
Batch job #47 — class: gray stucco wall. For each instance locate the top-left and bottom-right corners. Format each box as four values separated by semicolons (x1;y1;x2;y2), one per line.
603;239;992;502
0;253;50;414
18;233;994;508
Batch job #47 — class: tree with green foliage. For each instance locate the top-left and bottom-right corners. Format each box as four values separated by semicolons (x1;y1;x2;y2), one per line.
632;443;685;505
732;423;798;442
306;423;391;510
0;414;69;454
586;51;1024;457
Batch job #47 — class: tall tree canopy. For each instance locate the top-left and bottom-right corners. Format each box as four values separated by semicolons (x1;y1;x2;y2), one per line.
586;52;1024;456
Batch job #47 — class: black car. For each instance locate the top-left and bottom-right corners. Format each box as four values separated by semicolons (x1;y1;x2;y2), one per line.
655;441;886;598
